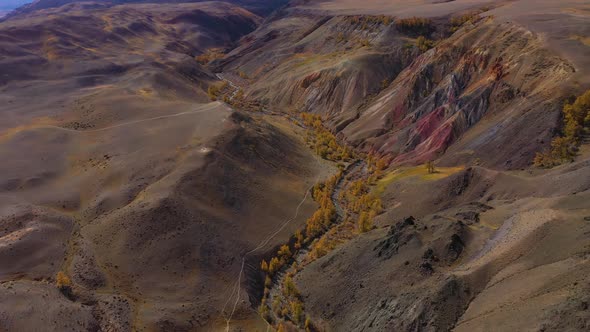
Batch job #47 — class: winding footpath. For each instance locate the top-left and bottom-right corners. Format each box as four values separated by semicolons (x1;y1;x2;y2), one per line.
217;73;324;331
221;155;324;332
7;104;222;135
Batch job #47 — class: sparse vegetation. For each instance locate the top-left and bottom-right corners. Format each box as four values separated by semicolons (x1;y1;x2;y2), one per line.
283;275;299;298
346;181;382;220
358;38;371;48
195;48;224;65
268;256;282;276
259;298;271;321
309;236;335;259
344;15;393;28
339;155;385;233
278;244;292;259
265;268;307;328
260;157;354;327
305;316;314;332
238;70;249;79
449;10;486;33
534;90;590;167
290;300;304;325
294;230;304;250
395;17;434;36
277;322;287;332
301;113;354;162
357;210;375;233
374;164;465;196
416;36;434;52
207;81;228;101
305;174;340;239
259;117;387;329
56;271;71;289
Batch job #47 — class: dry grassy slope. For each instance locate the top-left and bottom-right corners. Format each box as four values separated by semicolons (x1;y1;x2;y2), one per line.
0;104;328;331
296;157;590;331
80;112;327;331
0;2;260;131
0;2;331;331
0;1;260;78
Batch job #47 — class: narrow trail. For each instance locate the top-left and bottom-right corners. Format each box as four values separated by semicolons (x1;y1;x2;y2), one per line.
216;73;240;101
222;155;324;332
10;104;221;135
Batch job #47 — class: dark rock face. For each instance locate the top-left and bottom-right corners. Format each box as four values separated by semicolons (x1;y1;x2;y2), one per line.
446;234;465;263
455;211;479;223
374;216;418;259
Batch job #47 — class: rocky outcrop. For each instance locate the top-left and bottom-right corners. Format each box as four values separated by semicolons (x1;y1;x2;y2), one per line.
341;21;574;168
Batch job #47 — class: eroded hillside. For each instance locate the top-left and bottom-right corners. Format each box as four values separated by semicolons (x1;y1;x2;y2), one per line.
213;1;590;331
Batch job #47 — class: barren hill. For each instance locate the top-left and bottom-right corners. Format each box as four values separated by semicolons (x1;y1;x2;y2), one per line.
0;1;321;330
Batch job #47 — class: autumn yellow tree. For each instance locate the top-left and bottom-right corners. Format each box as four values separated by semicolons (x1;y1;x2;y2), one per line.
283;275;301;298
277;322;287;332
290;300;304;325
358;211;375;233
426;161;436;173
294;230;304;250
305;316;314;332
278;244;292;260
268;257;281;275
56;271;71;289
535;90;590;167
56;271;73;297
